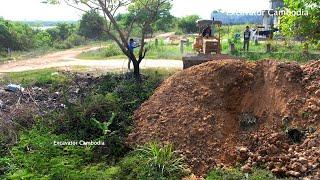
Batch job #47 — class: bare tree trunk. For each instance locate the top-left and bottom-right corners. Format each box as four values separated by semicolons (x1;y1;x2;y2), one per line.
132;60;141;82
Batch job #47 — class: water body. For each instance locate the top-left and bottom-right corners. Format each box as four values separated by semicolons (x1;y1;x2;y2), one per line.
32;26;57;30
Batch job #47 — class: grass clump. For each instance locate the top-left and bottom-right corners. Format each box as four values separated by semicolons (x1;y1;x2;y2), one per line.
116;142;188;180
206;168;275;180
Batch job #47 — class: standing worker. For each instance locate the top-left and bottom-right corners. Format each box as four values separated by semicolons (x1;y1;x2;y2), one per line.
127;38;140;70
243;26;251;51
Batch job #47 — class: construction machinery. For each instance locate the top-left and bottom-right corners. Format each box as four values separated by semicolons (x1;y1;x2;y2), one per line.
193;19;222;54
182;19;223;69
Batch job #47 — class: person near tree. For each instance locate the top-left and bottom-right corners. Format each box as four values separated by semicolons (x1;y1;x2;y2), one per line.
127;39;140;70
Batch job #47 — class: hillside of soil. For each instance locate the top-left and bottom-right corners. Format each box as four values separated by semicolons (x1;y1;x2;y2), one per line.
127;59;320;178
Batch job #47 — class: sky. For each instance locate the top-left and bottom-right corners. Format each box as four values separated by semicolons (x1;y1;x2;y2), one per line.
0;0;270;21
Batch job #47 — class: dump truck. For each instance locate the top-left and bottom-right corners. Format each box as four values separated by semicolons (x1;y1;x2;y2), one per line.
183;19;223;69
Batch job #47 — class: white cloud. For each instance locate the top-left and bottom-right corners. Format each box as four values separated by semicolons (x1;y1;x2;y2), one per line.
171;0;270;19
0;0;270;21
0;0;82;21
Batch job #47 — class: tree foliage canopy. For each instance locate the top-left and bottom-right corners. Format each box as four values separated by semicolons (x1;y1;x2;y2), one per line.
79;10;106;39
45;0;173;80
177;15;201;33
281;0;320;43
0;18;35;50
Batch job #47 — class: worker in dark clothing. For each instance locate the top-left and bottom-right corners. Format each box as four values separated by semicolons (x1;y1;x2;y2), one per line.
243;26;251;51
202;25;212;38
127;38;140;70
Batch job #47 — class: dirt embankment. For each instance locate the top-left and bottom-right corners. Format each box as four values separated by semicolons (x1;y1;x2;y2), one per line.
127;59;320;178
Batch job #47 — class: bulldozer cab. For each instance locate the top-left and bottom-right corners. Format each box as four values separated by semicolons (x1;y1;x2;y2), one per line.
193;19;222;54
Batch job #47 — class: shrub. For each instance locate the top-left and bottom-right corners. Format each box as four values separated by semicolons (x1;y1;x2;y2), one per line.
104;44;122;57
53;40;72;49
117;142;188;179
35;31;53;48
55;93;121;140
66;34;86;46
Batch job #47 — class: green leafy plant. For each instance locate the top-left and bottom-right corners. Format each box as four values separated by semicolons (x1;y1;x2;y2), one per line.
118;142;188;179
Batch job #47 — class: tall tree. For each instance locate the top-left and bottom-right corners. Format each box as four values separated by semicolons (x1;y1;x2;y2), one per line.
79;10;106;39
0;21;13;50
177;15;201;34
56;23;75;40
45;0;172;81
281;0;320;43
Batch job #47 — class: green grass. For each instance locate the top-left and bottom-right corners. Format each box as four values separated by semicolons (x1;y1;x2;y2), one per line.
206;168;276;180
1;126;119;179
77;38;320;63
1;68;69;87
223;40;320;62
232;51;320;63
115;142;188;179
0;68;180;179
77;40;194;60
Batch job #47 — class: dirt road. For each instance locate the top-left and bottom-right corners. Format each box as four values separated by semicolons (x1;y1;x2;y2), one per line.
0;46;182;73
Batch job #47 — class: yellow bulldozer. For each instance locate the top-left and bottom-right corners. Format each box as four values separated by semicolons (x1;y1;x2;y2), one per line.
182;19;223;69
193;19;222;54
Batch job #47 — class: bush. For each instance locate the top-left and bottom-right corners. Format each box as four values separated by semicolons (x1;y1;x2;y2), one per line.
55;93;121;140
66;34;86;46
35;31;53;48
206;168;275;180
117;142;188;179
53;34;86;49
53;40;72;49
104;44;122;57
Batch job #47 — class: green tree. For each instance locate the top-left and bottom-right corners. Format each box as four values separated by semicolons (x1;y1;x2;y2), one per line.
129;0;173;33
281;0;320;43
8;22;35;50
116;0;173;35
56;23;75;40
46;0;173;81
35;31;53;47
46;28;60;41
79;10;106;40
0;20;13;50
177;15;201;33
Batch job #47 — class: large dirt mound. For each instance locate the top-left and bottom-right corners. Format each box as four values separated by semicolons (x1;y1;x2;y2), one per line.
127;59;320;178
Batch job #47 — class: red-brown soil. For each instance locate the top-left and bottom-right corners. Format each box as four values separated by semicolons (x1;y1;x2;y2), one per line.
127;59;320;178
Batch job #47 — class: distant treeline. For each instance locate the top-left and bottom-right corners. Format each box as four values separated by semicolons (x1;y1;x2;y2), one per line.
23;21;77;27
0;17;100;53
211;11;263;25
